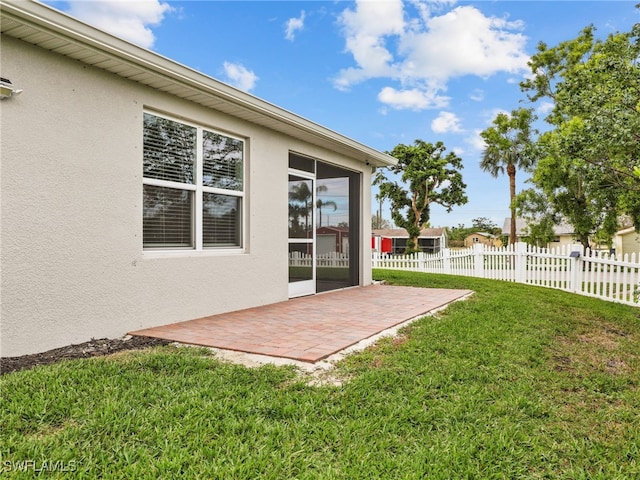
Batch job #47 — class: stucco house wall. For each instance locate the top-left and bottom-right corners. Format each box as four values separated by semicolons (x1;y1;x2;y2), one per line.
463;233;502;248
613;227;640;257
0;2;392;357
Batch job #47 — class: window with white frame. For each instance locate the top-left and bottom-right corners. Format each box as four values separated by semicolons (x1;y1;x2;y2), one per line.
142;112;244;250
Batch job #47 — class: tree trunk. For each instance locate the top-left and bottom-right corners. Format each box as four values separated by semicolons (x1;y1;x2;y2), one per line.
578;234;590;251
407;235;420;254
508;164;517;245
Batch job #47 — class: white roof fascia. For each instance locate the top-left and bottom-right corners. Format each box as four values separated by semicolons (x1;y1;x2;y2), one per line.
0;0;397;168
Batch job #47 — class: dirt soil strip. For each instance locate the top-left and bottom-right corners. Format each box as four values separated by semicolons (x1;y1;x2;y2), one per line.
1;336;172;375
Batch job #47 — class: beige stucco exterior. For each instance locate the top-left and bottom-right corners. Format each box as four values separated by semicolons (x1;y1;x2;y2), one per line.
463;233;502;248
0;2;393;357
548;235;579;250
613;227;640;257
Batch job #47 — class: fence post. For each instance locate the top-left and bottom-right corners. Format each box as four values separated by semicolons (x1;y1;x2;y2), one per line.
514;242;527;284
420;251;427;272
474;243;485;278
569;244;584;293
443;248;451;275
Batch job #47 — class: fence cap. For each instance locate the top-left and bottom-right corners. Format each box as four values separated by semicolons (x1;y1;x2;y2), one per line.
569;251;581;258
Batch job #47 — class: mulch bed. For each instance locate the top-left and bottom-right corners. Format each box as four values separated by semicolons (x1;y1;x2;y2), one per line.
1;336;172;376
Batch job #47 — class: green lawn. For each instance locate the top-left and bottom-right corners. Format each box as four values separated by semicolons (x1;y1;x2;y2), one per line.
1;270;639;478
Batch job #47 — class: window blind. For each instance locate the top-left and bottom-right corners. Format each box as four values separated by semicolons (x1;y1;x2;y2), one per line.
143;113;196;184
202;130;243;191
142;112;244;251
202;193;241;247
143;185;193;247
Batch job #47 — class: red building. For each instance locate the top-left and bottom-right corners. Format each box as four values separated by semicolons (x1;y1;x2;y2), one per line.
372;228;447;254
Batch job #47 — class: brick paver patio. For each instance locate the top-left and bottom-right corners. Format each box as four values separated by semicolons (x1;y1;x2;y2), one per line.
129;284;472;363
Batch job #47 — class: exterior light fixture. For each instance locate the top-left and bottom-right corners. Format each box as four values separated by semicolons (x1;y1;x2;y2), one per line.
0;78;23;99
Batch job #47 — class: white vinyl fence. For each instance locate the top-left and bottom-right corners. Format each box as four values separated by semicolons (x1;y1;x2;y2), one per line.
372;242;640;307
289;251;350;267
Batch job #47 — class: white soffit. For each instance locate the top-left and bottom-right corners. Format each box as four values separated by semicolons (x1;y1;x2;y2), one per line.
0;0;396;168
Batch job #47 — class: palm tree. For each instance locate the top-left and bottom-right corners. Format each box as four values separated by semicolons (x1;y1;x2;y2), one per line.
316;199;337;227
315;184;338;228
480;108;536;245
288;180;313;234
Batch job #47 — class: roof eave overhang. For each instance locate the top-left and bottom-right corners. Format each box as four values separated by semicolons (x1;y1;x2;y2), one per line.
0;0;397;168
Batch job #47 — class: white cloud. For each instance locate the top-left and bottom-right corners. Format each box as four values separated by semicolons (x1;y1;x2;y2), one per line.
537;101;554;115
223;62;259;92
406;0;458;23
470;89;484;102
335;1;529;111
65;0;172;49
334;0;405;91
378;87;449;111
399;6;528;81
431;111;462;133
467;129;487;151
285;11;306;41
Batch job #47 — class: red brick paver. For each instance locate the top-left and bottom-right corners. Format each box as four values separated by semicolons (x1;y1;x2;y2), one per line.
129;284;472;363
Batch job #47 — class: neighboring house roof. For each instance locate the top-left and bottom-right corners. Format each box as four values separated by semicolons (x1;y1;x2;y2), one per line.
501;218;527;236
0;0;397;168
372;228;446;238
616;226;638;236
502;218;574;237
317;226;349;233
466;232;496;239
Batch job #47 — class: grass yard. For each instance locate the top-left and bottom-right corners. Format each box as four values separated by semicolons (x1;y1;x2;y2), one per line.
1;270;639;478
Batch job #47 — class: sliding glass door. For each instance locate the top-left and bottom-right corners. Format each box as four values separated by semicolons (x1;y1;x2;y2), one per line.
288;171;315;297
288;153;360;298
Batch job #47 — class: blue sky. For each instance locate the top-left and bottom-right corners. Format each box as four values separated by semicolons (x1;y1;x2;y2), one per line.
44;0;640;229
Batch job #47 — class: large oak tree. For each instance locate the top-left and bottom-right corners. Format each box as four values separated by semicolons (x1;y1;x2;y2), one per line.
375;140;467;254
520;19;640;240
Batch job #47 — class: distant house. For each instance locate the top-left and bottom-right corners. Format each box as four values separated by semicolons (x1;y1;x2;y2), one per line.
613;226;640;257
316;226;350;255
1;1;396;357
502;218;576;248
504;219;640;255
372;228;447;254
464;232;503;248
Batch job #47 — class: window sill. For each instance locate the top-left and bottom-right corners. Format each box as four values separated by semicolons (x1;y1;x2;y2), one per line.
142;248;246;259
